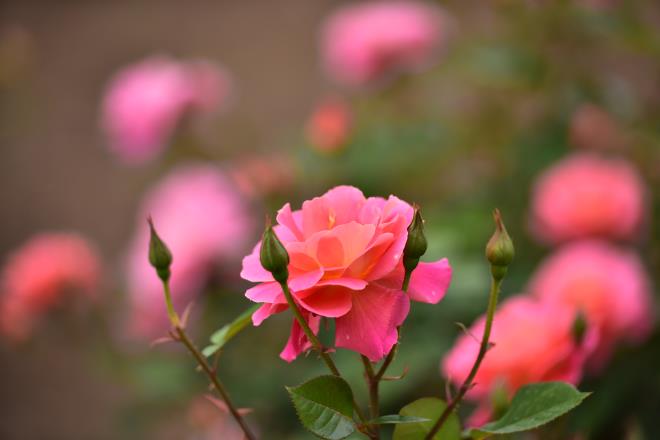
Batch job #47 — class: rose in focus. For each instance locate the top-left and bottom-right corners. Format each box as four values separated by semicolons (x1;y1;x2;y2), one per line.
241;185;452;362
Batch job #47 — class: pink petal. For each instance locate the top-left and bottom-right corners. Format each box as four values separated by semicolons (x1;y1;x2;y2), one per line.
276;203;304;241
253;303;287;326
245;282;284;303
346;232;394;279
280;312;321;362
317;277;368;290
335;284;410;361
289;268;324;292
240;243;273;282
408;259;452;304
298;285;353;317
321;186;367;225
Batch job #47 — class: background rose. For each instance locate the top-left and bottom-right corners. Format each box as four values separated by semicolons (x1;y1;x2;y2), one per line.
529;240;653;368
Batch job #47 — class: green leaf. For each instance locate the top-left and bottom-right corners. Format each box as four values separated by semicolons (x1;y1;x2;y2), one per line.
371;415;430;425
469;382;590;438
201;344;221;357
286;375;356;440
203;304;259;357
393;397;461;440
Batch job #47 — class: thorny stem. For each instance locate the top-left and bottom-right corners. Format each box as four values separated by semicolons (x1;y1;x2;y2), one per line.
161;282;256;440
278;281;371;433
424;276;503;439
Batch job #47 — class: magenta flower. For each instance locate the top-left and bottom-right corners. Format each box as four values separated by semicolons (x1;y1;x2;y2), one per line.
126;164;253;338
241;186;452;362
321;1;446;86
442;296;591;425
101;56;231;164
529;240;654;368
530;153;645;244
0;232;101;342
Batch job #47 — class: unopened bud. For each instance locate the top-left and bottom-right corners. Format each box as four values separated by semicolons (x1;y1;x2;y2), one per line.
260;220;290;285
403;206;428;275
486;209;514;281
572;311;587;346
148;217;172;282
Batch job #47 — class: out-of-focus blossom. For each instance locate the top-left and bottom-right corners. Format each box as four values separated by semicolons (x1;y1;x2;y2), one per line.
241;185;452;362
229;154;296;198
101;56;231;164
569;104;627;151
530;153;645;244
126;164;253;338
529;240;654;368
321;1;446;86
305;97;352;153
0;233;101;342
442;296;590;425
184;396;249;440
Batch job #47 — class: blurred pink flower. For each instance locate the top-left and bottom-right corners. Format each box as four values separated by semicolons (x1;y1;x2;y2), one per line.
442;296;590;425
569;104;627;151
126;164;253;338
241;186;452;362
530;154;645;243
229;154;296;198
321;1;446;86
0;232;101;342
305;97;352;153
101;56;231;164
529;240;654;368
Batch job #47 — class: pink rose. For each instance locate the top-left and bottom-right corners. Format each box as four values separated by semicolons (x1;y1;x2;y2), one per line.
530;153;645;244
0;232;101;341
126;164;253;338
241;186;452;362
101;56;231;164
529;240;653;368
442;296;590;424
305;97;352;153
321;1;446;86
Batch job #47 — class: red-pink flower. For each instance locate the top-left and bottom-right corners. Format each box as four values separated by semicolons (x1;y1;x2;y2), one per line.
126;164;253;338
305;97;352;153
101;56;231;164
0;233;101;341
442;296;590;424
529;240;653;368
530;154;645;244
321;1;446;86
241;186;452;362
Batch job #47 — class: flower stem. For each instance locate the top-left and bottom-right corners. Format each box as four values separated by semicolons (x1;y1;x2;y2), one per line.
278;281;371;430
361;355;381;439
161;282;256;440
424;276;502;439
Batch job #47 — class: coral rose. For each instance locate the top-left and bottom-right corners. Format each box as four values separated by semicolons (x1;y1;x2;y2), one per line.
442;296;590;424
529;240;653;368
126;164;253;338
321;1;446;86
530;153;645;243
305;97;352;153
101;56;231;164
0;232;101;341
241;186;452;361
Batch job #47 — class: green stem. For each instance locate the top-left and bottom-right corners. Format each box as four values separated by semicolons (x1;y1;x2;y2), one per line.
361;355;380;434
424;276;502;439
160;282;256;440
278;281;371;430
162;281;180;328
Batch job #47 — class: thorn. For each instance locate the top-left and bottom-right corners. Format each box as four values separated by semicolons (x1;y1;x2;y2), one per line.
181;301;194;328
455;322;480;344
382;365;410;381
150;336;175;348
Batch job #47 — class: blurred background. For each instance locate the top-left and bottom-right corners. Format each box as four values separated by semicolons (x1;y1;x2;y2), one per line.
1;0;660;439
